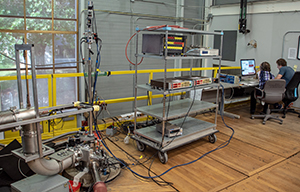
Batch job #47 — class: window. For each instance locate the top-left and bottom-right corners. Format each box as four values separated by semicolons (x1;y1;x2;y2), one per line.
214;30;237;62
0;0;78;110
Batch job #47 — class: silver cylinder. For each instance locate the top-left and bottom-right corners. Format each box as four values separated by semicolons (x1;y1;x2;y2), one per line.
0;108;36;125
91;161;102;183
21;123;38;154
28;156;73;176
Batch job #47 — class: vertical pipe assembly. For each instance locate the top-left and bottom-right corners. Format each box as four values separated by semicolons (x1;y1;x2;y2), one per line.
88;51;93;136
215;31;224;125
15;45;24;109
161;28;169;147
134;31;139;132
30;45;39;118
22;123;38;154
91;161;107;192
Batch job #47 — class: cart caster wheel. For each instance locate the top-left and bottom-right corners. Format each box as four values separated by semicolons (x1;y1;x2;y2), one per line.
158;151;168;164
208;134;217;144
280;121;283;125
136;141;146;152
251;116;254;119
262;121;266;125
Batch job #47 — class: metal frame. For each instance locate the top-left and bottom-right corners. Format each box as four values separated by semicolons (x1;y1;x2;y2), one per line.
132;26;224;162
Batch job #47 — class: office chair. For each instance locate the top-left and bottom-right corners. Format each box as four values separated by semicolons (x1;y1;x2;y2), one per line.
281;71;300;118
251;79;286;124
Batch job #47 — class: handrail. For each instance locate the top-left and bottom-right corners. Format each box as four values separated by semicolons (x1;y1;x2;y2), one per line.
0;66;243;106
0;66;243;141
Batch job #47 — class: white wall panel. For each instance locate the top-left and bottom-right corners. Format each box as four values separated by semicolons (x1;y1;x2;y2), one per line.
80;0;205;116
208;1;300;107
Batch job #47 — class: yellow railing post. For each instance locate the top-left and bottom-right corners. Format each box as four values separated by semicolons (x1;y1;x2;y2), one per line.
214;69;218;78
148;72;153;105
52;76;57;106
48;75;53;107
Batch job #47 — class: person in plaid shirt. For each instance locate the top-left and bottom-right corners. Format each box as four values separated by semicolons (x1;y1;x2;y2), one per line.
250;62;275;114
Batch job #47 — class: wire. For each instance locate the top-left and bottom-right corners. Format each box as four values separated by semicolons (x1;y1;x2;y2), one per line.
148;157;174;187
92;39;103;104
18;158;28;178
68;181;74;192
125;33;144;65
95;83;235;180
0;153;12;158
161;86;197;150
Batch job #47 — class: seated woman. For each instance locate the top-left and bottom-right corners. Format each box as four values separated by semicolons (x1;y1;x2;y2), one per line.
250;62;275;114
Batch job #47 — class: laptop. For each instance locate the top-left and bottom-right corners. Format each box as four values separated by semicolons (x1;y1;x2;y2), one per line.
240;59;259;85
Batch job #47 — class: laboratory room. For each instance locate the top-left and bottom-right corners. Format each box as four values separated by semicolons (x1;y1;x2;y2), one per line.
1;0;300;191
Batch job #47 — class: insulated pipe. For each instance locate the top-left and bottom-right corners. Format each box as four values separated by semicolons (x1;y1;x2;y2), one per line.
0;108;36;125
28;156;73;176
91;161;101;183
22;124;38;154
91;161;107;192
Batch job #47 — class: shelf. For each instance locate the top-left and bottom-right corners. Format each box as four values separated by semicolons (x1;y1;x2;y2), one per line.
136;26;223;36
138;84;216;94
137;54;221;60
133;117;217;152
137;98;217;120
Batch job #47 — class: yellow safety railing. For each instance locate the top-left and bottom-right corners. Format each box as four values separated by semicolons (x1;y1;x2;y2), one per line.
0;66;245;144
0;66;246;107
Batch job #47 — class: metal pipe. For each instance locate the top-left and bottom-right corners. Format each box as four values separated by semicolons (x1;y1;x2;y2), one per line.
0;108;36;125
134;31;139;133
28;156;73;176
92;9;206;23
0;107;93;132
91;161;107;192
91;161;101;183
42;131;79;144
21;124;38;154
30;45;39;118
15;45;24;109
35;122;43;157
215;31;224;125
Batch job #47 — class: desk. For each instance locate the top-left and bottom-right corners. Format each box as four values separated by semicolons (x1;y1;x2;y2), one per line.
201;82;258;119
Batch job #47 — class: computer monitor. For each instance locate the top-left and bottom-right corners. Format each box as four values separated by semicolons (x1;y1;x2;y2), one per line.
240;59;256;79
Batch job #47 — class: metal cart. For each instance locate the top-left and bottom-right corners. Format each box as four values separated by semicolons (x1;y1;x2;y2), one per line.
131;26;223;164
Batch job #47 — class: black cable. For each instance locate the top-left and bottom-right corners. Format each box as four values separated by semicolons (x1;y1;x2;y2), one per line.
93;10;97;34
105;137;174;186
147;154;174;187
161;86;197;150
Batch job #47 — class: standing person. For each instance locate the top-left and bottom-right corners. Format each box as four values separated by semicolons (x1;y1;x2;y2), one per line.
250;62;275;114
275;58;295;86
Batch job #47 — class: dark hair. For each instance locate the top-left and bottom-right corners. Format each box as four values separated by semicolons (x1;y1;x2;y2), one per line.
276;58;287;66
260;61;271;72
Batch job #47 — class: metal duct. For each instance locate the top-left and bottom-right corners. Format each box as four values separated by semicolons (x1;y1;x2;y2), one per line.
0;108;36;125
22;124;38;154
91;161;107;192
28;156;73;176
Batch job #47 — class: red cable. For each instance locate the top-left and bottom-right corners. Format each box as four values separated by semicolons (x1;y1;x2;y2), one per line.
125;32;144;65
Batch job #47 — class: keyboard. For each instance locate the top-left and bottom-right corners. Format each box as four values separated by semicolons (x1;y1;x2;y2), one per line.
240;79;259;85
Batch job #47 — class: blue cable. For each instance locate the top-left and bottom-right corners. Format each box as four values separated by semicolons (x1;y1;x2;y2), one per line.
94;83;235;179
92;42;101;105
